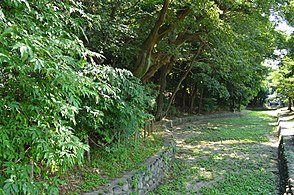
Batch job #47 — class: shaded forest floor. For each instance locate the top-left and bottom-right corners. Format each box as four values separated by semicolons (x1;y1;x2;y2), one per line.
151;111;279;194
58;126;165;194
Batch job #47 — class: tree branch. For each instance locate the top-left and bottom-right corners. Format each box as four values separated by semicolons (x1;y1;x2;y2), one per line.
133;0;170;78
145;0;170;47
163;44;205;118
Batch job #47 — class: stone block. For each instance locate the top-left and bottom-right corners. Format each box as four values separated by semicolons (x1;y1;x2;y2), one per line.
122;183;129;192
84;115;178;195
113;186;123;194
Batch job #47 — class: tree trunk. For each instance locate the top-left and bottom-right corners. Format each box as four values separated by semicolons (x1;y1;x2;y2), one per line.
288;97;293;111
133;0;170;78
133;2;192;79
188;86;198;113
163;65;193;118
237;96;242;112
162;46;204;118
155;65;169;120
141;31;199;82
141;55;173;84
182;88;187;109
231;98;235;112
198;87;204;114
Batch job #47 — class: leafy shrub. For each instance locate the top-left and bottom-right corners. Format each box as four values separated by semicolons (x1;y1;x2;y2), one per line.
202;98;218;112
76;65;154;146
0;0;153;193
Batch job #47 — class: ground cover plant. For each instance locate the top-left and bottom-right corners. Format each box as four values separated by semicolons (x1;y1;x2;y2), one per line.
152;111;279;194
59;133;163;194
1;0;293;193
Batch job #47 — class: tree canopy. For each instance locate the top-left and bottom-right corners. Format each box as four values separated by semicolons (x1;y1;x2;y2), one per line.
0;0;293;193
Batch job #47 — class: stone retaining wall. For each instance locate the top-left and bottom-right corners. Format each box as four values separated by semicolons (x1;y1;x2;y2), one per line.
277;116;294;194
278;135;293;194
84;112;242;195
84;128;175;195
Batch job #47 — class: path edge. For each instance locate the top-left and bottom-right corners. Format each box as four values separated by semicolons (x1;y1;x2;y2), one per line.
84;112;243;195
277;112;294;194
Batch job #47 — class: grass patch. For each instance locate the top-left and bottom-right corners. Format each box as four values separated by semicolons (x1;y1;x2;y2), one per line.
90;133;163;178
153;111;278;194
200;170;276;194
185;112;275;144
59;133;163;194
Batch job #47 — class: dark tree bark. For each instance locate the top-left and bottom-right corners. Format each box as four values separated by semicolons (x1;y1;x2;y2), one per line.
163;65;193;118
133;1;192;79
288;97;293;111
133;0;170;78
182;87;187;109
231;98;235;112
188;85;198;113
162;45;204;118
141;32;202;83
198;87;204;114
237;96;242;112
141;54;173;84
155;64;170;120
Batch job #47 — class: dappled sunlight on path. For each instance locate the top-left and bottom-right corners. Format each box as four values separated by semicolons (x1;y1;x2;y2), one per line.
153;111;279;194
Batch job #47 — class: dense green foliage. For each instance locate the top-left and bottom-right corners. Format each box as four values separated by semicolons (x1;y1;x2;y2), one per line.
0;0;293;193
270;56;294;109
269;26;294;109
0;0;152;193
81;0;289;116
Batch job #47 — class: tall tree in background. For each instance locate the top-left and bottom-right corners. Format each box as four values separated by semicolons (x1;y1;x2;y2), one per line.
268;0;294;111
1;0;293;193
270;57;294;110
80;0;287;117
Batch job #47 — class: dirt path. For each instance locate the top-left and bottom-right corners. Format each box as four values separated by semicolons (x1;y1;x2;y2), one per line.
152;111;280;194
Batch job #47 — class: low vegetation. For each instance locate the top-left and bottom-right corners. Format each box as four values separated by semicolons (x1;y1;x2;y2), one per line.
1;0;293;193
59;133;163;194
152;111;278;194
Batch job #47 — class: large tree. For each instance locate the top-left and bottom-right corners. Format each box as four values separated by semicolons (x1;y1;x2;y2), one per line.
270;57;294;110
80;0;286;116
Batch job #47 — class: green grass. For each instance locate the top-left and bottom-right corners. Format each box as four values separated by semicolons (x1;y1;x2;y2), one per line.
185;113;274;143
200;170;276;194
90;133;163;178
76;172;108;194
152;111;278;195
59;133;163;194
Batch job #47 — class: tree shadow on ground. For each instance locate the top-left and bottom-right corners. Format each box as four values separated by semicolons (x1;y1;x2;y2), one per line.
153;111;279;194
